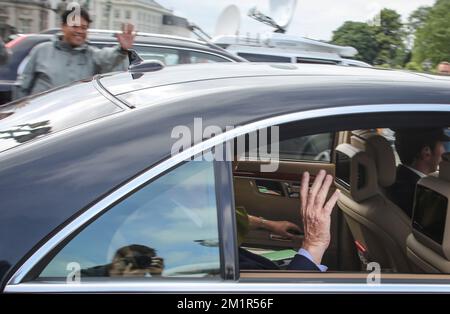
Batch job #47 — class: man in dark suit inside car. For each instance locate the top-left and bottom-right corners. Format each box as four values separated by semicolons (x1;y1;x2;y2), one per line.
239;170;340;272
388;128;449;218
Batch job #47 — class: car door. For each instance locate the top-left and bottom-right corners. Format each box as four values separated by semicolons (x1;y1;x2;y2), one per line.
6;107;450;293
6;157;237;292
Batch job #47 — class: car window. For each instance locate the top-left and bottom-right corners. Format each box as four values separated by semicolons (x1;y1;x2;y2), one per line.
246;132;334;163
133;46;229;65
92;43;180;65
378;127;450;165
296;57;339;65
133;46;180;65
34;160;220;281
237;53;291;63
188;51;229;63
278;133;334;162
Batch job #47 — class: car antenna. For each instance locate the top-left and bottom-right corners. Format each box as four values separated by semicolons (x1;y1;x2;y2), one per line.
127;49;164;75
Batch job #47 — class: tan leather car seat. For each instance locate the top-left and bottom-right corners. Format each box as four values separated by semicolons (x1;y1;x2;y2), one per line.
407;153;450;273
335;131;412;272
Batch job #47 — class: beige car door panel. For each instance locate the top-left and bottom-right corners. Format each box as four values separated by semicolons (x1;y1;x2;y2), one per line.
233;160;339;268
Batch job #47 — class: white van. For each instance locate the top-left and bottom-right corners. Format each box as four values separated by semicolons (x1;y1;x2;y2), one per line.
213;32;372;67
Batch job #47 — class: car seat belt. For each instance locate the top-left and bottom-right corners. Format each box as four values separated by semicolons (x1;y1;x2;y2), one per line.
354;240;371;267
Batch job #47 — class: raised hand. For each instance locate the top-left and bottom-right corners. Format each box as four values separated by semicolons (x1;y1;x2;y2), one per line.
300;170;340;265
117;23;136;51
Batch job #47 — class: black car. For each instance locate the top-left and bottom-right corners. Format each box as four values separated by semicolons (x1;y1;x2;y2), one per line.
0;30;244;105
1;63;450;293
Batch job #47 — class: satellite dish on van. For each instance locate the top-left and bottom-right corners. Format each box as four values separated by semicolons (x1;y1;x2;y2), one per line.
214;5;241;36
248;0;297;33
270;0;298;29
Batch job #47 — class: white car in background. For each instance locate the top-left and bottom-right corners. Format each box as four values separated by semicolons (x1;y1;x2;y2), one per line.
213;32;372;67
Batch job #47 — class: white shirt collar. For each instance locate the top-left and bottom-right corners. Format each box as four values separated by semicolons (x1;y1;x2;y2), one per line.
404;165;426;178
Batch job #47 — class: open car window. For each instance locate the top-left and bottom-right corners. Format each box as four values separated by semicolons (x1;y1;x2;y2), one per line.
234;121;450;279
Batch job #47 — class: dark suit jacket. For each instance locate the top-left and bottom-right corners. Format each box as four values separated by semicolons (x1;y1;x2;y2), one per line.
239;248;320;271
387;164;421;218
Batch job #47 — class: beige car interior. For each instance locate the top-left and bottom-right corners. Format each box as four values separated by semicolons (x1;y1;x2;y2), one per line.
233;159;342;269
234;126;450;275
335;131;412;272
233;132;358;271
407;153;450;273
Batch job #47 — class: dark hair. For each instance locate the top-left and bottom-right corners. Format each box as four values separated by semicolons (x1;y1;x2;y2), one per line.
114;245;156;260
395;128;446;165
61;8;92;25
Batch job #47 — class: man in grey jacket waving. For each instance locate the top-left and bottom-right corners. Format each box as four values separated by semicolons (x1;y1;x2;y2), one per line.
19;8;135;97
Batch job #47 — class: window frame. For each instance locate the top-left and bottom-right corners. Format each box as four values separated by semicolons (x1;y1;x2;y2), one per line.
6;104;450;293
268;132;336;163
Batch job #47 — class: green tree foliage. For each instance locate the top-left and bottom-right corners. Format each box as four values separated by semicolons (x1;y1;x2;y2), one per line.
405;6;431;50
331;21;378;64
374;9;406;66
412;0;450;67
405;61;423;72
407;6;432;33
331;9;407;67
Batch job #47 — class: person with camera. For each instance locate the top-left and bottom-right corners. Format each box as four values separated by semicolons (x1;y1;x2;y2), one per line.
81;244;164;277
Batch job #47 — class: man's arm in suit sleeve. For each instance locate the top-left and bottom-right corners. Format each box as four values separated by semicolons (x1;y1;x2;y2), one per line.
287;249;327;271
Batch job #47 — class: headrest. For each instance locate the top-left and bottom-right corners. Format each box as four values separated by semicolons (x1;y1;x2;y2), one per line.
350;130;376;150
350;130;396;187
439;152;450;182
335;143;378;202
413;175;450;260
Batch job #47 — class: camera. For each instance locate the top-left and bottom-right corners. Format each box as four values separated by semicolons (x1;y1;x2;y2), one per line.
120;255;153;269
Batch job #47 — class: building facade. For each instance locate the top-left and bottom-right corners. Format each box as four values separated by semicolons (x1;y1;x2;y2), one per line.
0;0;51;40
87;0;189;37
1;0;190;40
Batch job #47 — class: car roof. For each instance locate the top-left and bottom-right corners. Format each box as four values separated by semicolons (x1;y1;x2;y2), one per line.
1;63;450;286
40;28;209;45
99;62;445;96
